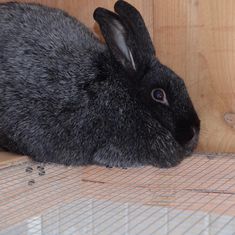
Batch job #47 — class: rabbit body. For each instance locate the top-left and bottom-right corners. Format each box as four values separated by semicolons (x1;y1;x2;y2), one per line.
0;1;200;168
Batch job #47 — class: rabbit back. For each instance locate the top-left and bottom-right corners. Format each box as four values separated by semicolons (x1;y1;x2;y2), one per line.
0;2;104;164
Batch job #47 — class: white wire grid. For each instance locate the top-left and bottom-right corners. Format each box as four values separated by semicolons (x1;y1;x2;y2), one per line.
0;153;235;235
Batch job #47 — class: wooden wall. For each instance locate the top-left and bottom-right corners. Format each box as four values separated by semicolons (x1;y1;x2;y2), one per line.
0;0;235;153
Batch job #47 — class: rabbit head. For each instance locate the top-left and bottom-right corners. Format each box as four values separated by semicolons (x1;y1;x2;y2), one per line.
94;0;200;161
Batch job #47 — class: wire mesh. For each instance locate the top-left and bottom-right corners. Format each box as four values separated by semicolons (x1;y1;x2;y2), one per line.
0;153;235;235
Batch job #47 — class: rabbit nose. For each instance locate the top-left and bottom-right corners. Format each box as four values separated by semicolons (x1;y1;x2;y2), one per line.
182;126;200;156
187;127;198;143
175;121;200;148
191;126;196;136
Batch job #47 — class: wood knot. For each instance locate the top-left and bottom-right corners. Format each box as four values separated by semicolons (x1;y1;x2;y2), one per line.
224;112;235;128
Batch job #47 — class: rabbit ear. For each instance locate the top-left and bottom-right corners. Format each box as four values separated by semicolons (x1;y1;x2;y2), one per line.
114;0;155;57
94;8;137;72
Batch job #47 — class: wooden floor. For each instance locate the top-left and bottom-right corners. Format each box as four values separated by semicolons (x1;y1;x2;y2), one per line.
0;151;235;235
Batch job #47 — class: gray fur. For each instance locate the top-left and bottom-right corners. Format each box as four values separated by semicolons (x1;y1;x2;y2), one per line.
0;1;200;168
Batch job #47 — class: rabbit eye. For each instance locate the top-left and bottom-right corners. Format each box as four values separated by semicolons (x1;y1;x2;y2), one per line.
151;88;169;105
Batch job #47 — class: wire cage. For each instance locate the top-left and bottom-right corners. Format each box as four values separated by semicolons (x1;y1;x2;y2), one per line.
1;152;235;235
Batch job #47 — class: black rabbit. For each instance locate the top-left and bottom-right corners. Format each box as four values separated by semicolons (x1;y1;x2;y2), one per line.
0;1;200;168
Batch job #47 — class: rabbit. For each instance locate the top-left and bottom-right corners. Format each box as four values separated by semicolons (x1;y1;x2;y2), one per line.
0;0;200;168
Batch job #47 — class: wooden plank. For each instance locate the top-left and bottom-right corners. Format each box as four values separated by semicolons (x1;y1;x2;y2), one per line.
0;151;29;169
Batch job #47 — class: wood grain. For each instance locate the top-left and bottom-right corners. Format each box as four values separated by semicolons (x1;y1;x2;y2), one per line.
0;0;234;152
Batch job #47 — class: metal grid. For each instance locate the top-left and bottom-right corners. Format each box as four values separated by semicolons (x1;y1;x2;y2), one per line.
0;153;235;235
